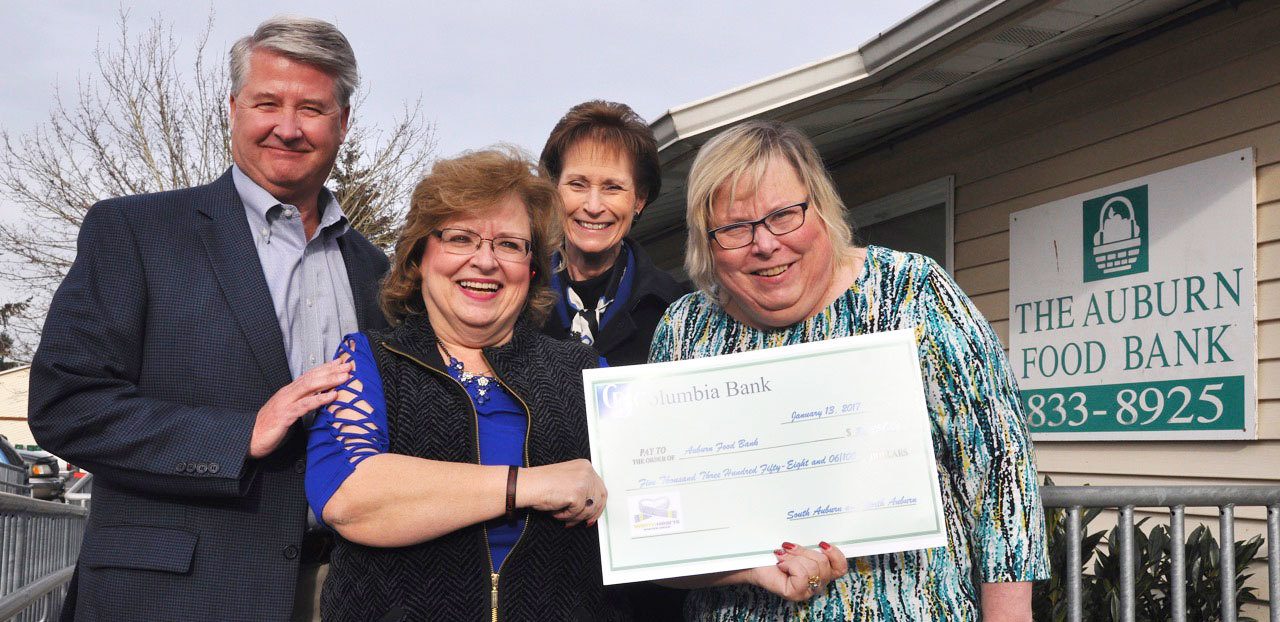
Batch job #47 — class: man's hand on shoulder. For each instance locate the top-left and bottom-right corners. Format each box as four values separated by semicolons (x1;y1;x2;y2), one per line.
250;360;353;459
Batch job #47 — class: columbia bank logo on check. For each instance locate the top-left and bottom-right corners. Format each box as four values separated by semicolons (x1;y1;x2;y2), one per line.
595;378;774;419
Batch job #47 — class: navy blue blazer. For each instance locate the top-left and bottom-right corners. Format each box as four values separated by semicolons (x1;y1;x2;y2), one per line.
29;170;389;621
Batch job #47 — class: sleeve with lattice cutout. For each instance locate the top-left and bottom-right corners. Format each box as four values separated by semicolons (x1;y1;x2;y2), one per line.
305;333;388;526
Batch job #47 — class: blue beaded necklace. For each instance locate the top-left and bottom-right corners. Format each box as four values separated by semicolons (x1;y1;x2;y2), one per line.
437;340;494;405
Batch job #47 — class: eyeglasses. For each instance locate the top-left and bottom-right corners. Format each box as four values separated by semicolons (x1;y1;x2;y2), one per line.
430;228;532;262
707;202;809;250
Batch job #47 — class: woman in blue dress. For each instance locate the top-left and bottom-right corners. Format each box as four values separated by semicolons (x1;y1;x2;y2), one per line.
652;120;1050;621
305;148;628;621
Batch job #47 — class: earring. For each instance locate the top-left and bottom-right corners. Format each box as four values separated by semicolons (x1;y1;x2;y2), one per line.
530;268;538;278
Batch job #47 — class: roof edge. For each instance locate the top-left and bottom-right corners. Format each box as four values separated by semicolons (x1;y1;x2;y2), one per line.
653;49;867;153
858;0;1032;71
651;0;1036;149
0;365;30;377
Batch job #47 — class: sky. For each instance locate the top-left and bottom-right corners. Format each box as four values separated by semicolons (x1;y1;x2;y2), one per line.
0;0;938;345
0;1;934;174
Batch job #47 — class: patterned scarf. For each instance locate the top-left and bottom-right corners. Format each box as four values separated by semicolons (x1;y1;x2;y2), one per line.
553;243;635;347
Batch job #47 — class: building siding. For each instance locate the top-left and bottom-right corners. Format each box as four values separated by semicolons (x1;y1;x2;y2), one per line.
0;367;33;448
824;0;1279;604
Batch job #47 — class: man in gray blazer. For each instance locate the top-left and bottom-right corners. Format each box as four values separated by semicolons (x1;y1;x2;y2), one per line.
29;16;388;621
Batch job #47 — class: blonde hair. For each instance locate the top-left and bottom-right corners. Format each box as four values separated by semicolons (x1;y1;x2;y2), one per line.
381;147;562;325
684;120;856;296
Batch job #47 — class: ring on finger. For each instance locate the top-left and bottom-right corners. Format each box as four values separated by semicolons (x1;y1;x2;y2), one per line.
807;575;821;593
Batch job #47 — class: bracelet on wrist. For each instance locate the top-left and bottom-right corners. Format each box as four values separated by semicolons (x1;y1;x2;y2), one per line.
505;465;518;525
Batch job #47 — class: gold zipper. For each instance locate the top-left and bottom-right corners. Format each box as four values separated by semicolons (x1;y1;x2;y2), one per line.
380;341;535;622
490;572;500;622
479;352;536;622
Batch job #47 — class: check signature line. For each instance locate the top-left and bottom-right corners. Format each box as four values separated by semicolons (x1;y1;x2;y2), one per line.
630;526;730;540
788;509;854;521
627;460;850;493
677;436;844;461
781;412;864;425
786;501;921;521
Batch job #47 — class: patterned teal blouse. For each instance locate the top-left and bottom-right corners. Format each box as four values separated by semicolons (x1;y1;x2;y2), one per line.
649;246;1049;621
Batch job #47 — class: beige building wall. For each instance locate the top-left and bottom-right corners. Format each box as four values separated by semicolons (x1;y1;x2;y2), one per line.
825;0;1279;603
0;366;36;449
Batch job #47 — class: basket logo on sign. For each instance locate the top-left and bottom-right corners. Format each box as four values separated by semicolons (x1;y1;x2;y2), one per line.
1083;185;1149;282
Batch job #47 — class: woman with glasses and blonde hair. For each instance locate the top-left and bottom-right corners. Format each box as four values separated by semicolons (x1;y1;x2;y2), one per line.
305;148;628;621
652;120;1049;620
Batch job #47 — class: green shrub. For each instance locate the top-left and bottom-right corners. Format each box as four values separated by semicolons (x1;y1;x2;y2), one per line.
1033;482;1264;621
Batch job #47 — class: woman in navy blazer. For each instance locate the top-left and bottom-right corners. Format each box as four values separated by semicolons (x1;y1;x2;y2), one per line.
539;100;690;367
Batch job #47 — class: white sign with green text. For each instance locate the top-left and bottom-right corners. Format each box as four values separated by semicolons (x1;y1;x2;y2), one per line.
1009;149;1257;440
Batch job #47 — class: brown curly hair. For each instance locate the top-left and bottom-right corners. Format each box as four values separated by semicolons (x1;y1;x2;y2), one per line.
381;147;562;325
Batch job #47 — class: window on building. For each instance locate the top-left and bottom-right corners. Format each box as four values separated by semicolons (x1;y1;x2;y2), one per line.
849;176;953;271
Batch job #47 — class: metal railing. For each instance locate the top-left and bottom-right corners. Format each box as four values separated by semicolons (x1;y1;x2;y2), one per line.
1041;485;1280;622
0;466;28;498
0;483;1272;621
61;475;91;510
0;493;86;622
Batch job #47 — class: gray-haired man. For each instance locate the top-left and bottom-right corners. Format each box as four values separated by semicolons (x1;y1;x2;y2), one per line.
30;16;387;621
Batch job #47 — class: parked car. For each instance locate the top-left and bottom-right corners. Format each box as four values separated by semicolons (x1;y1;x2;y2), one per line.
65;463;86;481
18;448;63;501
0;435;30;495
0;436;23;466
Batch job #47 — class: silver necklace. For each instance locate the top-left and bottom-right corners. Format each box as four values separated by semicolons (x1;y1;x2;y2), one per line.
437;340;493;405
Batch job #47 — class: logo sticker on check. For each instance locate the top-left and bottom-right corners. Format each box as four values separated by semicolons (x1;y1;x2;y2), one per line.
596;383;635;419
629;492;684;537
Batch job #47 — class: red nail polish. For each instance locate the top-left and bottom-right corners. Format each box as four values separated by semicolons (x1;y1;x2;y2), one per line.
820;541;831;551
781;542;796;550
773;549;785;556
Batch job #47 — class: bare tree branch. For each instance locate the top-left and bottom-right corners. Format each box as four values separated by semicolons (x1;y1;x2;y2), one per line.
0;11;435;361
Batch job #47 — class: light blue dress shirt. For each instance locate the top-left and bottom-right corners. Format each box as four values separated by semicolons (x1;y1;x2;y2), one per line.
232;165;359;381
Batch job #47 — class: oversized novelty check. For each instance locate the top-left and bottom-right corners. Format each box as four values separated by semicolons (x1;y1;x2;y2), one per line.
583;329;946;584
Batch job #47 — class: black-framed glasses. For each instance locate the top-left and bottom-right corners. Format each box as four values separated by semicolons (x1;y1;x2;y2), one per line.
430;228;532;262
707;202;809;250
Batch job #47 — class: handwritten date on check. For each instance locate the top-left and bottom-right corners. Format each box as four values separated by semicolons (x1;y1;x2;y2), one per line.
583;330;947;584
